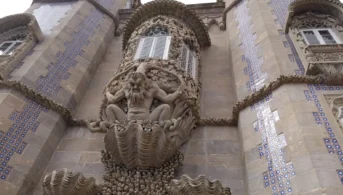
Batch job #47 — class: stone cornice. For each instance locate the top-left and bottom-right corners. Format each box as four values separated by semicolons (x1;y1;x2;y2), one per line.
122;0;211;50
307;44;343;53
220;0;241;30
86;0;120;29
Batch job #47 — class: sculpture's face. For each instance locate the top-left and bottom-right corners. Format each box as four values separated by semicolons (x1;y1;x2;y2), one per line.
127;72;148;104
128;72;146;93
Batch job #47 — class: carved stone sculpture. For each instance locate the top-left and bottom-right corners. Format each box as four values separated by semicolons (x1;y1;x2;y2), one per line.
88;62;195;169
42;169;100;195
103;63;183;122
168;175;231;195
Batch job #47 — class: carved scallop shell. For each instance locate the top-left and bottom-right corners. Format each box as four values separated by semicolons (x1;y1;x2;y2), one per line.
104;113;194;169
42;169;100;195
168;175;231;195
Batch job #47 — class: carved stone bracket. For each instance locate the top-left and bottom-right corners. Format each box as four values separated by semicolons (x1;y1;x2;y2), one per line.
201;15;225;31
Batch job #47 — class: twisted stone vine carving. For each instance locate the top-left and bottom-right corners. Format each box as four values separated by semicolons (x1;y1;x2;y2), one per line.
42;169;100;195
168;175;231;195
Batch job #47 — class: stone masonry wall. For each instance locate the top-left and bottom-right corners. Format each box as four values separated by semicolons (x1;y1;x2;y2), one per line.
0;1;118;194
226;0;343;194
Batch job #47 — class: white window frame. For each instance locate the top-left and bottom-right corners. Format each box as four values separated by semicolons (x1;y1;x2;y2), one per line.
300;28;342;45
180;44;197;79
0;41;23;55
134;36;171;60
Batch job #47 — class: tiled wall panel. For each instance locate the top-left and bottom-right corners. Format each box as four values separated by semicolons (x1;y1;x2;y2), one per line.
235;1;294;194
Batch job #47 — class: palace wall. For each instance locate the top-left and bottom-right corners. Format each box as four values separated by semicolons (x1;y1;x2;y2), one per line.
226;0;343;194
0;0;122;194
2;0;343;195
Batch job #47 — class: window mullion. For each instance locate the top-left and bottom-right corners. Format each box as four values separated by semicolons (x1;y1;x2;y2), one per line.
4;42;16;55
163;36;171;60
185;47;190;72
134;38;145;60
149;37;157;58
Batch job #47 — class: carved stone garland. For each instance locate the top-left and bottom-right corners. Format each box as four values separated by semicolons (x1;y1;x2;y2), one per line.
289;12;343;80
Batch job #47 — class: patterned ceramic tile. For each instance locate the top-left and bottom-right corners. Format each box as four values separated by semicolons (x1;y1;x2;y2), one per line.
305;84;343;184
235;1;295;194
0;2;111;180
268;0;305;75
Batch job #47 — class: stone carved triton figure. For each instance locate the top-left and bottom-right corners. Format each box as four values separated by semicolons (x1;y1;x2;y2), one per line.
104;63;183;122
85;60;194;169
86;61;185;133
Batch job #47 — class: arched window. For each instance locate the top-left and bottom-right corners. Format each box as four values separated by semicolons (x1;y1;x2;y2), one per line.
0;35;25;55
134;26;171;60
180;43;197;78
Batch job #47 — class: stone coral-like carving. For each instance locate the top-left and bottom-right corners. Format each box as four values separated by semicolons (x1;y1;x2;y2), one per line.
42;169;100;195
307;63;343;81
122;0;210;50
101;150;184;194
88;62;195;169
168;175;231;195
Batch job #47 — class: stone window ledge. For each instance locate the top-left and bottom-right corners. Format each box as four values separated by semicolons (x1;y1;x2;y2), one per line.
307;44;343;53
0;55;10;62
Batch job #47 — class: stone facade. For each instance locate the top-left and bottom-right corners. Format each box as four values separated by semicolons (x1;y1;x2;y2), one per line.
0;0;343;195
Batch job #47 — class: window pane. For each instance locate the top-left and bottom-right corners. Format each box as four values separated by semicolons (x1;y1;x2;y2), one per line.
139;37;154;59
319;30;336;44
152;36;167;59
0;42;13;55
303;31;320;45
6;42;22;55
180;45;188;69
187;52;194;74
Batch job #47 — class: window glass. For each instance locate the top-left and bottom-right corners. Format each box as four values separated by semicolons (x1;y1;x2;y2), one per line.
303;31;320;45
6;42;22;55
0;41;22;55
180;45;188;69
134;26;171;60
187;51;194;74
180;43;197;79
152;36;167;59
319;30;336;44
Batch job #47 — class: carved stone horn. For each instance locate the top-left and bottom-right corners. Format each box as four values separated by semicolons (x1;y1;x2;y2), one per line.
42;169;100;195
168;175;231;195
